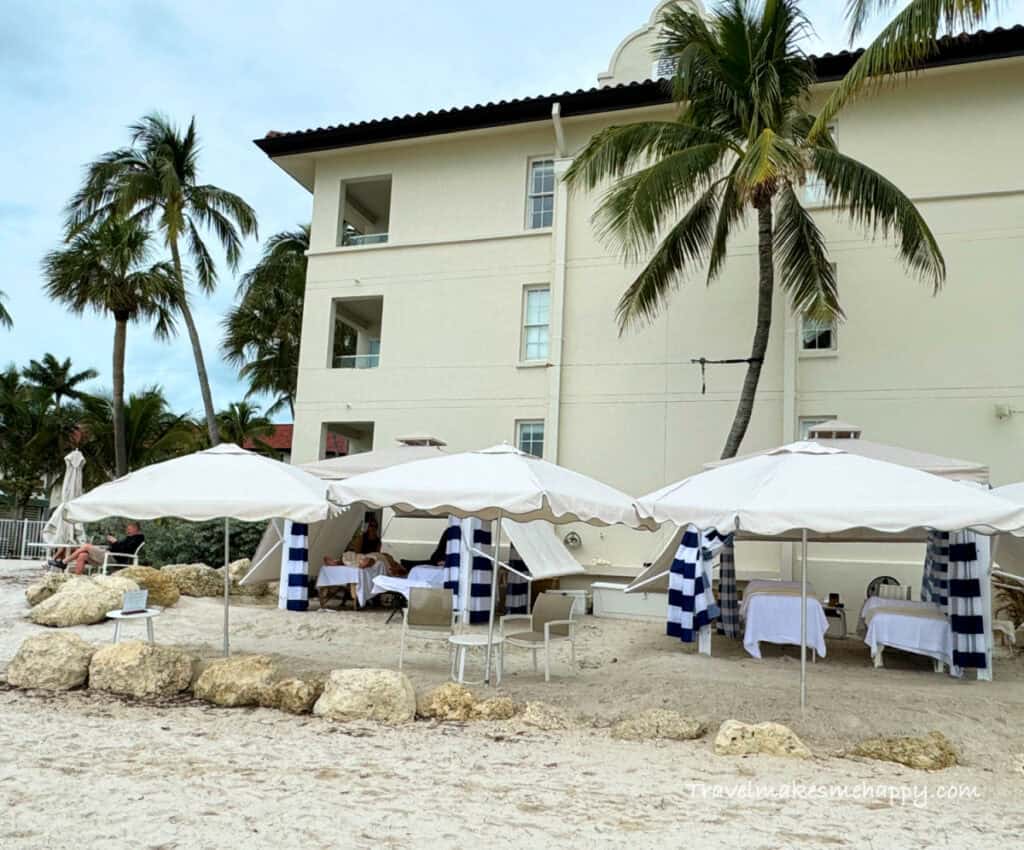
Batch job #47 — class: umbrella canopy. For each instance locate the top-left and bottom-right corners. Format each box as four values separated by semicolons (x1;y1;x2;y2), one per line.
64;444;338;524
993;483;1024;573
42;450;88;545
636;442;1024;537
329;444;647;528
300;443;449;480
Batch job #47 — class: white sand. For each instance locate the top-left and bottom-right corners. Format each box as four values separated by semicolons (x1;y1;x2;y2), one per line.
2;558;1024;849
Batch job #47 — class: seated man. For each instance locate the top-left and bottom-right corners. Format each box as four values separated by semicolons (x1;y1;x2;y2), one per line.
400;529;449;572
64;522;144;575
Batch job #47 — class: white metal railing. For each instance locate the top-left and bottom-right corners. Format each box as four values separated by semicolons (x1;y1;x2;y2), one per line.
333;353;381;369
342;232;388;247
0;518;48;560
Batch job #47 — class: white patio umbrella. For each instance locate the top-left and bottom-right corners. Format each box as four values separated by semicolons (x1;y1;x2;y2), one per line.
992;483;1024;577
42;449;87;546
635;442;1024;707
64;444;340;654
329;444;650;680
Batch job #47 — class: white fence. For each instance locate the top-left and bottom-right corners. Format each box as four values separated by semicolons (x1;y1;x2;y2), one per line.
0;519;47;560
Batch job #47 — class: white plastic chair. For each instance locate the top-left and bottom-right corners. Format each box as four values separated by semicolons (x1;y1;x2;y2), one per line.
100;541;145;575
500;593;576;682
399;587;455;671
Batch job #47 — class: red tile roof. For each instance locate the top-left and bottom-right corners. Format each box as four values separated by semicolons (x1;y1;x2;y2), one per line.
244;425;348;455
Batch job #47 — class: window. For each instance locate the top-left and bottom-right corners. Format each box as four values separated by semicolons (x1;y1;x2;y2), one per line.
526;159;555;229
331;296;383;369
799;416;836;440
517;421;545;458
651;56;677;80
521;286;550;361
800;313;837;352
338;176;392;247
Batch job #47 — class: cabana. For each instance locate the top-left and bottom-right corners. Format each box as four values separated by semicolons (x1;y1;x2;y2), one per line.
633;442;1024;706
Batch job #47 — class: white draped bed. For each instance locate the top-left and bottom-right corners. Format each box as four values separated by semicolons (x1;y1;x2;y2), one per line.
740;580;829;660
861;596;950;669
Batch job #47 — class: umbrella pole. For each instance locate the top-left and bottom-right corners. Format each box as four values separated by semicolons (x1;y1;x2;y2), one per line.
800;528;807;710
485;511;502;686
223;517;231;657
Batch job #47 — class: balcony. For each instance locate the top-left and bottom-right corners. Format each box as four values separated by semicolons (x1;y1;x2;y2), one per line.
338;175;391;247
333;353;381;369
331;296;384;371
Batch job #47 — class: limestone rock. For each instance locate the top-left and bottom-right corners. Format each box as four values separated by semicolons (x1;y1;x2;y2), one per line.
194;655;275;706
163;564;224;597
115;566;180;608
473;696;517;721
313;669;416;724
714;719;812;758
260;677;324;714
612;709;705;742
89;641;194;699
227;558;251;583
28;575;139;627
417;682;478;720
6;632;96;690
25;573;69;607
852;731;959;771
520;701;572;731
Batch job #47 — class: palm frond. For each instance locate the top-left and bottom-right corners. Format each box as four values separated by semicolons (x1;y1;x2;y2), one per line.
706;167;746;284
774;184;842;317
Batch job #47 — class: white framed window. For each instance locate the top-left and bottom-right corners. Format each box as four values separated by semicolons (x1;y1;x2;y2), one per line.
516;420;545;458
651;56;677;80
800;312;837;353
799;416;836;440
520;285;550;361
526;158;555;229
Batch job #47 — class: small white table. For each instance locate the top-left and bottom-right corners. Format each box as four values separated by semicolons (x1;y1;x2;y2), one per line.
106;608;161;644
449;633;503;687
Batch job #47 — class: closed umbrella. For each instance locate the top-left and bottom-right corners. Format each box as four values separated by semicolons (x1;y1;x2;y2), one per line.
42;449;87;547
64;444;339;654
635;442;1024;707
330;444;649;680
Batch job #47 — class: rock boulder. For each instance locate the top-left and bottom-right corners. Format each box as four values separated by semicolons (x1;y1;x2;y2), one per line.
520;701;573;731
163;564;224;598
25;573;69;608
194;655;276;706
313;669;416;724
416;683;518;722
114;567;180;608
89;641;195;699
260;677;324;714
28;575;140;627
852;731;959;771
6;632;96;690
714;720;812;758
612;709;705;742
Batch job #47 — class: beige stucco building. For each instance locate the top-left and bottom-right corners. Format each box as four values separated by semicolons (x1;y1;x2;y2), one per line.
256;2;1024;602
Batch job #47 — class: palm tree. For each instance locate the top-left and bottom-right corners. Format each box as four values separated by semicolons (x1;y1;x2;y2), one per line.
811;1;996;138
22;354;98;411
65;113;258;446
222;225;309;416
216;401;275;450
0;290;11;328
43;216;178;478
78;386;196;487
565;0;945;459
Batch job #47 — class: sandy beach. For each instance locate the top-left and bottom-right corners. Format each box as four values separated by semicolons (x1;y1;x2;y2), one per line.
2;559;1023;849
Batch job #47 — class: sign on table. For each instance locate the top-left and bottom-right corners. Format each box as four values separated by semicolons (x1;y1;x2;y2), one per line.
121;590;149;614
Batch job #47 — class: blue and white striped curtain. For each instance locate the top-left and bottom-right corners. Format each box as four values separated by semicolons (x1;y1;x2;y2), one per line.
921;530;950;607
667;526;723;643
505;545;530;615
443;517;494;624
278;520;310;612
947;530;987;676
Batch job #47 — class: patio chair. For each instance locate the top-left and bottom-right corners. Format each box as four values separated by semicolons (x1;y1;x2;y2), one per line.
100;541;145;575
500;593;576;682
865;575;901;598
399;587;455;672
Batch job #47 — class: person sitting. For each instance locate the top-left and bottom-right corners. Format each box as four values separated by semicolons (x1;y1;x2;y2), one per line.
400;528;449;572
64;522;145;575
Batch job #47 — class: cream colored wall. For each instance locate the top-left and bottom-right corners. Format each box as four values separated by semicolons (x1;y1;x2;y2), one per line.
287;56;1024;594
597;0;705;87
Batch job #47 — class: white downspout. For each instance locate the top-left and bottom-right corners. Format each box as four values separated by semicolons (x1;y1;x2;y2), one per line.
780;305;798;580
548;102;570;462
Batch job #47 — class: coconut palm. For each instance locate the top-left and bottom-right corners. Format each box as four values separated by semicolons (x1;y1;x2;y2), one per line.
222;225;308;416
811;1;996;139
565;0;944;459
22;354;98;411
216;401;275;450
65;113;258;446
43;216;178;478
0;290;11;328
78;386;196;487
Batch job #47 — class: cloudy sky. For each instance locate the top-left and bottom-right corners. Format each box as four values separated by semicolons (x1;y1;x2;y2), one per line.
2;0;1021;420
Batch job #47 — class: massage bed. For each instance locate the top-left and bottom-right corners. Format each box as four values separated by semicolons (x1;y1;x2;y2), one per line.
317;559;387;608
371;565;446;600
739;580;829;660
860;597;950;671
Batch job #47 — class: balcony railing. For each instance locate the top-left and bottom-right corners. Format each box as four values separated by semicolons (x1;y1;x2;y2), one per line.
342;232;389;248
333;353;381;369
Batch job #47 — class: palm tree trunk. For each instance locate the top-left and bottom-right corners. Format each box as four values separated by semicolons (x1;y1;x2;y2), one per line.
112;312;129;477
721;201;775;459
170;241;221;446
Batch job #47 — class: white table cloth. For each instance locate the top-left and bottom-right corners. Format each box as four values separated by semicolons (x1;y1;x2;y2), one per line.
740;581;828;659
371;566;446;600
861;598;951;665
318;562;386;607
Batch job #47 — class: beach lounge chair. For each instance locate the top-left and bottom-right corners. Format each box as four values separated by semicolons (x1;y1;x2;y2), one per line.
100;541;145;575
399;587;455;672
500;593;576;682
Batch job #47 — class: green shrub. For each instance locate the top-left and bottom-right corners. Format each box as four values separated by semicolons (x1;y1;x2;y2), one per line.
87;517;267;568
